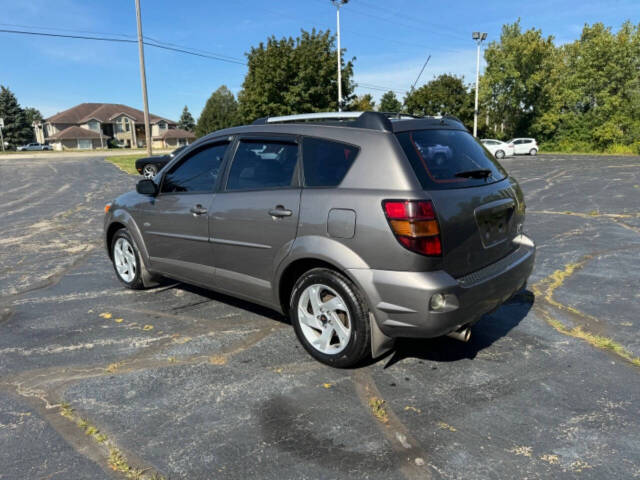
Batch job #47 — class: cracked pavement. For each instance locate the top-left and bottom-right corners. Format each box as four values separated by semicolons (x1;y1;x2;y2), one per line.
0;154;639;479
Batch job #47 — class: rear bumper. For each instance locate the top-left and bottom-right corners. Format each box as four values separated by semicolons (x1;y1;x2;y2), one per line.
348;234;535;338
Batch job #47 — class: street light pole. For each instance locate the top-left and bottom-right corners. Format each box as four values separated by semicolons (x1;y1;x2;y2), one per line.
472;32;487;138
331;0;348;111
135;0;152;155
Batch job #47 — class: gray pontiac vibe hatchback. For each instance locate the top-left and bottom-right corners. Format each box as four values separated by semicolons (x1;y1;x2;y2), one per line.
104;111;535;367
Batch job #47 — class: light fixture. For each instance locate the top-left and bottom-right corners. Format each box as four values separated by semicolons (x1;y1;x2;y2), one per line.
430;293;446;311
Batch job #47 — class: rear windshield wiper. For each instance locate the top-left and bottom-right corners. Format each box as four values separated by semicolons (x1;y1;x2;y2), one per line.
454;169;492;179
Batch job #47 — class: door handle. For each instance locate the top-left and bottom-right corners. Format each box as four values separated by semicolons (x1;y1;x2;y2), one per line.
269;206;293;218
190;205;208;216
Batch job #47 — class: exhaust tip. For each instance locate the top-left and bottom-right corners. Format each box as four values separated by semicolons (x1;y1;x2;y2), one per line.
446;327;471;343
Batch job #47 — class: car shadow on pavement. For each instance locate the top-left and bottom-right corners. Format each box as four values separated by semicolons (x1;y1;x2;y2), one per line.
169;282;291;325
383;290;534;368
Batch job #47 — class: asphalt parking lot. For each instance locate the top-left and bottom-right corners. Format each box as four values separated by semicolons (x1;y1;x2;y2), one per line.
1;153;639;479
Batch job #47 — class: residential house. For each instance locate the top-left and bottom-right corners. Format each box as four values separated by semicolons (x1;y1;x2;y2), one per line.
34;103;196;150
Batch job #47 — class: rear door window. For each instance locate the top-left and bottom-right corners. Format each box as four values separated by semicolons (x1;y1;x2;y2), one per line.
226;140;298;191
302;137;359;187
396;129;507;190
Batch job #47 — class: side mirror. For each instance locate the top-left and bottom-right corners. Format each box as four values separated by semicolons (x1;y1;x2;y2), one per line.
136;179;158;196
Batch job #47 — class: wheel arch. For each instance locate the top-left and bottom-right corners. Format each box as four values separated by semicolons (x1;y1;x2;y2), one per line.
275;236;370;314
105;209;158;287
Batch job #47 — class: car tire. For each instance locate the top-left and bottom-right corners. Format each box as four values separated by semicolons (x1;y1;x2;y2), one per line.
529;148;538;156
111;228;145;290
142;164;158;179
495;149;505;159
290;268;371;368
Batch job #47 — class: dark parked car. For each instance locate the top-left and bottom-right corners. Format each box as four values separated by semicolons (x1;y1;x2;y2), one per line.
135;145;188;179
17;142;52;151
105;111;535;367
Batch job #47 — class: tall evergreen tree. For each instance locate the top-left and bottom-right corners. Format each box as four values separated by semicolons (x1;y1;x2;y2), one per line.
177;106;196;132
0;86;33;148
196;86;240;137
24;107;43;127
379;91;402;112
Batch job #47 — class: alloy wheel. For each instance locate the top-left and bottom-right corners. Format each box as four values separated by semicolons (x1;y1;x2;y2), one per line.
113;237;137;283
297;283;352;355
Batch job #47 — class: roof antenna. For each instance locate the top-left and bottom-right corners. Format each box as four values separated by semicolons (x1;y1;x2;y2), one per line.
410;54;431;92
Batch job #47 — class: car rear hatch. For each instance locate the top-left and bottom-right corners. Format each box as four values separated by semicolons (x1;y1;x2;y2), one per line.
395;128;525;278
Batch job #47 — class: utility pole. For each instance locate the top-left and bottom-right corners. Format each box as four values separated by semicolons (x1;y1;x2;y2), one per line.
135;0;152;155
472;32;487;137
331;0;348;111
0;118;4;152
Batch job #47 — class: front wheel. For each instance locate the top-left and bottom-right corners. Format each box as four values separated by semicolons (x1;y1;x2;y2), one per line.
495;149;505;159
290;268;370;368
529;148;538;156
142;164;158;179
111;229;145;289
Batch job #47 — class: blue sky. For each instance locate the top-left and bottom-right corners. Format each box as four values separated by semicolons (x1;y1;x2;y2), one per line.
1;0;637;121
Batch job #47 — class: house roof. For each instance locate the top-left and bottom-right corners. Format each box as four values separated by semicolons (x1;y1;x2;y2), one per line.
46;103;175;125
156;128;196;140
49;126;109;140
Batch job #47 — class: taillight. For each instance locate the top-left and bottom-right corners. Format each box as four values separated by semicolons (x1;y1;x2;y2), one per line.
382;200;442;256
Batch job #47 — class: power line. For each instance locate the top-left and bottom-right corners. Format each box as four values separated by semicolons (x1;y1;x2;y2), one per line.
234;0;435;51
0;22;136;39
1;27;409;96
309;0;470;45
354;0;470;42
0;28;137;43
0;28;247;65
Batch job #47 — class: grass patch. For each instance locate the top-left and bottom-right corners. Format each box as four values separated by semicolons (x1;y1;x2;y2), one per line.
58;402;165;479
106;154;145;175
368;397;389;424
544;314;640;367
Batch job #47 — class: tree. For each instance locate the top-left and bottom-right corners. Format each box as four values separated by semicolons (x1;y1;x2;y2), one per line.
0;86;33;148
483;21;556;138
238;29;355;122
539;22;640;150
178;106;195;132
348;93;375;111
404;74;473;126
24;107;43;127
379;91;402;112
196;86;240;137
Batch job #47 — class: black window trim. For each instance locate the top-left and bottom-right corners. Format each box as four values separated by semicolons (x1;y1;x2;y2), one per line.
299;134;361;189
157;138;233;196
221;133;301;193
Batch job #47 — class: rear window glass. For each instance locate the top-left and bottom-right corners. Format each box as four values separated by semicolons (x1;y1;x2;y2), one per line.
396;129;507;190
226;140;298;191
302;137;359;187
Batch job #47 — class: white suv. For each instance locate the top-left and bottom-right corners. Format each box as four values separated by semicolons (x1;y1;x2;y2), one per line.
481;139;514;159
508;138;538;156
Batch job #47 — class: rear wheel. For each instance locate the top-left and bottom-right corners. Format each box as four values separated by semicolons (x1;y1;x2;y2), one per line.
142;164;158;179
290;268;370;368
495;149;505;159
529;148;538;156
111;229;145;289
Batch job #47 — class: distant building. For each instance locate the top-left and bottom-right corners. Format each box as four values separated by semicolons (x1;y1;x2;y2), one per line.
33;103;195;150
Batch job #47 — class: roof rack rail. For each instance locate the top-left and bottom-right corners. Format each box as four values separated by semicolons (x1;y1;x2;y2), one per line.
377;111;422;119
252;111;394;132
